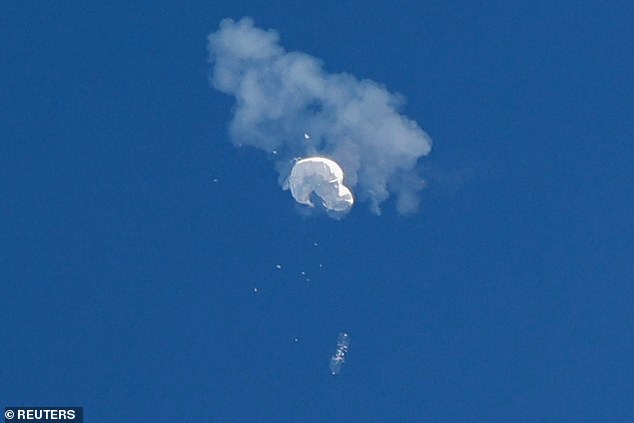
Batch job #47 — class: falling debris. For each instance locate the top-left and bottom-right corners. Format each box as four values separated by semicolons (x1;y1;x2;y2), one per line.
329;332;350;375
288;157;354;213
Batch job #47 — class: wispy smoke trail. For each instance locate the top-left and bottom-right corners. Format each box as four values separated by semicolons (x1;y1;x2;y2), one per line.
208;18;432;215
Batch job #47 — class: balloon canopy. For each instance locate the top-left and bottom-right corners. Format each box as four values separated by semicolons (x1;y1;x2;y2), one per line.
288;157;354;212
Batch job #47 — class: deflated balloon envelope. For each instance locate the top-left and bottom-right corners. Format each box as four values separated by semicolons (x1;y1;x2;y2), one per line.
288;157;354;212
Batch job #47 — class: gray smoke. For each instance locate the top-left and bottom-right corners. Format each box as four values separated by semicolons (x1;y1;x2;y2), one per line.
208;18;432;215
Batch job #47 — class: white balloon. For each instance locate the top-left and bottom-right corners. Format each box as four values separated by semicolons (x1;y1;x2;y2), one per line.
288;157;354;212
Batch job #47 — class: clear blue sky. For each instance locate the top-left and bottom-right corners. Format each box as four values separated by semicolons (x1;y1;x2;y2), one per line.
2;1;633;421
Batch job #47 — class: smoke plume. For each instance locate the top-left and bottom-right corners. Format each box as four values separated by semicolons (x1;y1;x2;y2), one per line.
208;18;432;215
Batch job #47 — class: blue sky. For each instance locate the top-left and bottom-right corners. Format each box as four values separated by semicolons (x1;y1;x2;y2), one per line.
1;1;633;421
